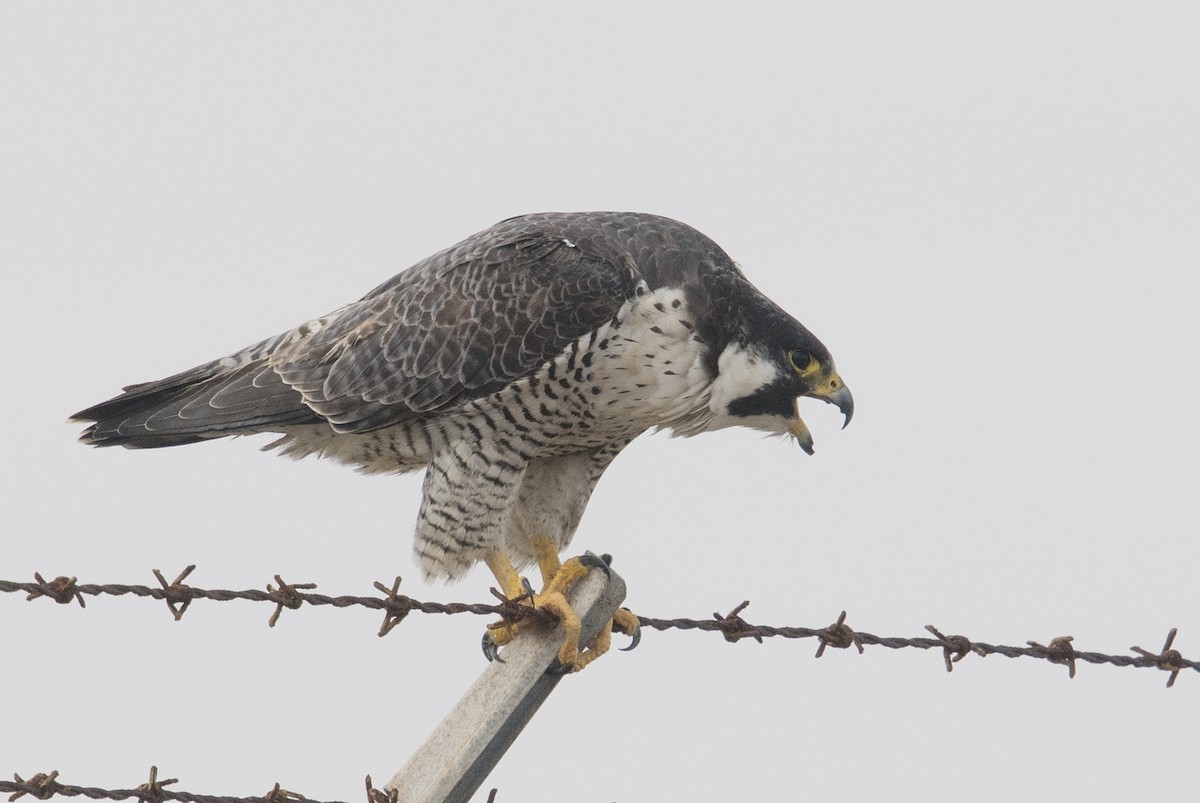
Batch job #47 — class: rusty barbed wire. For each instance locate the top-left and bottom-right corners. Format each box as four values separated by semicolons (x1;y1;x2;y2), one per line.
0;771;496;803
2;568;1197;684
2;768;321;803
1;568;555;633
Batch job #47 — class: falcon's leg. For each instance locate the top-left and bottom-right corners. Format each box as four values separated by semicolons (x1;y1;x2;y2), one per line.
482;552;531;659
531;534;563;591
484;553;527;601
483;446;640;670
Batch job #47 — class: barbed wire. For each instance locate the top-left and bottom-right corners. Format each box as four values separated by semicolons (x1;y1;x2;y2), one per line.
3;567;1195;685
0;768;478;803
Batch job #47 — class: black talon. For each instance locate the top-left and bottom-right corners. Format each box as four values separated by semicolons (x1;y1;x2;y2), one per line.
481;631;505;663
520;576;536;605
545;659;574;676
579;551;611;578
619;623;642;652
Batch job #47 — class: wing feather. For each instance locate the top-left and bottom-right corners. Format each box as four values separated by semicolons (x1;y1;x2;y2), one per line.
74;211;732;448
269;220;642;433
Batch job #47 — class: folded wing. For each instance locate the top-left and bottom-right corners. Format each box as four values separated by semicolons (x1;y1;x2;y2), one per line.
73;217;641;447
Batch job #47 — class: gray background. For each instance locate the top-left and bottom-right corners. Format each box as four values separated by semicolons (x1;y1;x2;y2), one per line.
3;3;1197;801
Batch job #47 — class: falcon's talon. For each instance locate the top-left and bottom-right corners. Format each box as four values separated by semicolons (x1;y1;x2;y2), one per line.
481;631;505;663
578;552;611;578
613;607;641;651
545;659;573;676
520;576;536;606
619;625;642;652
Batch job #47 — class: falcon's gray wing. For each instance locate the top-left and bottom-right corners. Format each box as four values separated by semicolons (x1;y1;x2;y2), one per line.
73;214;643;445
272;221;643;433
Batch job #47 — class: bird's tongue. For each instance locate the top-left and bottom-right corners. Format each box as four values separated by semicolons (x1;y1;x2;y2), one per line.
791;398;815;455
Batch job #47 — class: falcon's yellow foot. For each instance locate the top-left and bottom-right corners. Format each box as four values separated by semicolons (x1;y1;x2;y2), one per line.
482;550;640;672
549;601;641;674
533;537;640;666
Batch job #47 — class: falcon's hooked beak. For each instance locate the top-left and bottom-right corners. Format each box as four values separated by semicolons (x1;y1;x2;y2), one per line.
790;372;854;455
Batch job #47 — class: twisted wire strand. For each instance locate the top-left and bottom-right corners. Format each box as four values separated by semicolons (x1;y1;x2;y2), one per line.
4;570;1195;803
3;570;1195;680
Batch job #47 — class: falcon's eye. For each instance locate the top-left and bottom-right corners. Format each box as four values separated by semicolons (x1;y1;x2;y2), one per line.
788;350;819;377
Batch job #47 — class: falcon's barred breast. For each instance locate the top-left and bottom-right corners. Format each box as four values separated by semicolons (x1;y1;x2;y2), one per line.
74;212;853;586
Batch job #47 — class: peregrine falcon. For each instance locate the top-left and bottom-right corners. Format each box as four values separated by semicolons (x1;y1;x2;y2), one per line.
72;211;853;670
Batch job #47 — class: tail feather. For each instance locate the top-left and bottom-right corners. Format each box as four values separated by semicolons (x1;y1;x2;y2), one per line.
72;359;320;449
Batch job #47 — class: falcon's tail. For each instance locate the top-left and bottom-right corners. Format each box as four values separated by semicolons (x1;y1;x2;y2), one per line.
72;354;321;449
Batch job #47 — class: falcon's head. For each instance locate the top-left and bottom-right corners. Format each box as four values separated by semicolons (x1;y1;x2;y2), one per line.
702;285;853;454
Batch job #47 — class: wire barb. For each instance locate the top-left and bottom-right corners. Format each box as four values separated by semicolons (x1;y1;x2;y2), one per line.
265;575;317;628
925;625;986;673
815;611;864;658
711;601;763;643
136;766;179;803
25;575;84;608
153;566;197;621
7;771;58;802
1132;628;1185;688
1028;636;1077;679
372;577;412;637
485;585;548;637
263;783;307;803
363;776;396;803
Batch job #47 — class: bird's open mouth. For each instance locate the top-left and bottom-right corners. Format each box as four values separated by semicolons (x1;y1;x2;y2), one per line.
791;382;854;455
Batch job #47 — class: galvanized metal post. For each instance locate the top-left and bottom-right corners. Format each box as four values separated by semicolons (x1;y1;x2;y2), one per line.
386;565;626;803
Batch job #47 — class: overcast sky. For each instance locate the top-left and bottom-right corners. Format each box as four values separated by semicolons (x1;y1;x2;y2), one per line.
3;3;1198;801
